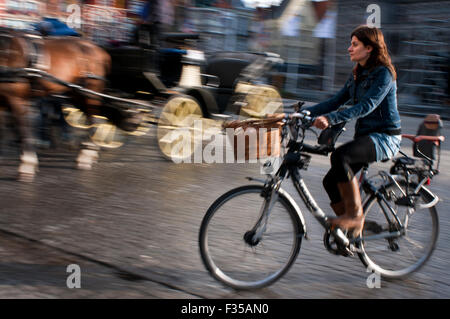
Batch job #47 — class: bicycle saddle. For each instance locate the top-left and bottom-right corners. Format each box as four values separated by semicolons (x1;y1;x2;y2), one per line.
395;157;416;166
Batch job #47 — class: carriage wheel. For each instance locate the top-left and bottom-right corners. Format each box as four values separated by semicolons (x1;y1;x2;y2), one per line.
62;106;91;129
157;95;204;162
89;116;125;149
239;85;283;119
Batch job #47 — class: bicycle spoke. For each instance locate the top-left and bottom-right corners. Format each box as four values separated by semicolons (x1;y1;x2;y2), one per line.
403;235;426;250
404;244;419;260
262;231;294;241
361;245;391;253
199;185;301;289
359;181;438;278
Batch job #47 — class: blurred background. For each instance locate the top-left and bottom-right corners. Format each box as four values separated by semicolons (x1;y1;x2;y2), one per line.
0;1;449;299
1;0;448;118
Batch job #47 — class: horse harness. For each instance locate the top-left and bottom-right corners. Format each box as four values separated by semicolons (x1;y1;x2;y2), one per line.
0;29;106;86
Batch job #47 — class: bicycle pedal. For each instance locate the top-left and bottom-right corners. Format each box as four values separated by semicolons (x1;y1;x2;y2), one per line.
346;245;356;256
338;246;354;257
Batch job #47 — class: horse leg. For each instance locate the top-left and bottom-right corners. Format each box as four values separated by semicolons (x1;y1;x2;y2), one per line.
8;95;38;182
76;141;99;170
75;77;103;170
0;109;4;155
76;112;99;170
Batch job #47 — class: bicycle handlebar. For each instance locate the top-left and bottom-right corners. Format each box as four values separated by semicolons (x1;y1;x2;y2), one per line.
290;111;313;122
285;108;345;156
288;111;315;130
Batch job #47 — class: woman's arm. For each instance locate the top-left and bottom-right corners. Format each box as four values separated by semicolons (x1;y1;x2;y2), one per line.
325;67;394;125
304;76;351;117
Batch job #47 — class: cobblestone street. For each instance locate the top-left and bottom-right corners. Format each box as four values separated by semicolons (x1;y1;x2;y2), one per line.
0;115;449;299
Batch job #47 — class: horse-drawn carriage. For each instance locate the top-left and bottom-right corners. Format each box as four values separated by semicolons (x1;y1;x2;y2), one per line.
103;29;285;161
155;50;284;161
0;27;158;181
0;25;284;181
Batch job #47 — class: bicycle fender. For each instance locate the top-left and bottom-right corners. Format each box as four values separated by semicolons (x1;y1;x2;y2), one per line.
278;187;309;240
418;185;439;209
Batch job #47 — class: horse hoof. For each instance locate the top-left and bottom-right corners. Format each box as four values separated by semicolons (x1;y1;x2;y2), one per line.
76;149;97;170
18;162;38;181
18;173;35;183
77;162;92;170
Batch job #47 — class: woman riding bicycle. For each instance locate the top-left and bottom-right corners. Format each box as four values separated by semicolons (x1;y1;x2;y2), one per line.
304;25;402;237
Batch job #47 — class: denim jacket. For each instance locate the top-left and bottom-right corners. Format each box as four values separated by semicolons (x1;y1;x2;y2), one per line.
305;65;401;138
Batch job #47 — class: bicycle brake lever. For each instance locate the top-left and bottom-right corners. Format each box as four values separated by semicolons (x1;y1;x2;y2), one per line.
295;101;305;112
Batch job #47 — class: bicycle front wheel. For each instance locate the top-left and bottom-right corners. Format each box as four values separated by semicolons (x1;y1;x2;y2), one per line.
358;182;439;279
199;185;303;290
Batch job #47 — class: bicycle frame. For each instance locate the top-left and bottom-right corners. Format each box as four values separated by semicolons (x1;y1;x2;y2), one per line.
251;141;351;247
250;112;440;250
200;111;442;288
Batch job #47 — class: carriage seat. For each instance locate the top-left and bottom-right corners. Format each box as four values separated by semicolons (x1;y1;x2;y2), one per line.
202;58;248;113
203;53;266;113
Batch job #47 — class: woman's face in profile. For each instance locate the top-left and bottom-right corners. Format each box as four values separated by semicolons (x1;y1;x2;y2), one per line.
348;36;372;66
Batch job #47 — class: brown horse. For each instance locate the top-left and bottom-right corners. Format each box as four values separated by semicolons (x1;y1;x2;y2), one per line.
0;28;111;181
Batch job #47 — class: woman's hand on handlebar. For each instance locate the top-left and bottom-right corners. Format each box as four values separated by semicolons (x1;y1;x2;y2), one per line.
268;111;322;129
313;116;330;130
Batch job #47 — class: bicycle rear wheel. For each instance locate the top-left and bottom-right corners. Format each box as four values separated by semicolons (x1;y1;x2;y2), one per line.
199;185;303;289
358;182;439;279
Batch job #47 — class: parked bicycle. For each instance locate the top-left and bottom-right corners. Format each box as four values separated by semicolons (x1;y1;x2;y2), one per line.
199;106;444;289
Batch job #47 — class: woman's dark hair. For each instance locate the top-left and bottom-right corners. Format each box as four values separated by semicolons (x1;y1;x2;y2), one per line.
351;25;397;80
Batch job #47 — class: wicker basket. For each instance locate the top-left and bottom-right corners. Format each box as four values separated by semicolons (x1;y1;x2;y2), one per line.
224;114;284;161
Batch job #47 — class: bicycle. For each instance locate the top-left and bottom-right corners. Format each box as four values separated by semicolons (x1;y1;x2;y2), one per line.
198;107;444;289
